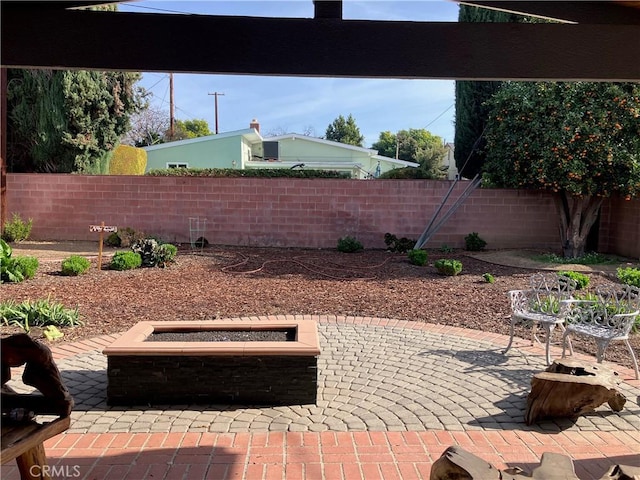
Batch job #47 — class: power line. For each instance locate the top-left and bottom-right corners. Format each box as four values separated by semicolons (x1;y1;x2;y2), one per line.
424;103;454;130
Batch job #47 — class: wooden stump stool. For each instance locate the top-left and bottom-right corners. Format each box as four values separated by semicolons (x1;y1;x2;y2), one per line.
525;359;626;425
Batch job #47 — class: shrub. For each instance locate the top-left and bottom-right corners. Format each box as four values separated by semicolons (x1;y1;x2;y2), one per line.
1;213;33;242
464;232;487;251
558;271;590;290
482;273;495;283
337;236;363;253
14;256;39;280
439;244;454;253
1;240;38;283
617;267;640;288
131;238;178;267
407;249;428;266
111;227;145;248
384;233;416;253
105;232;121;247
110;251;142;271
157;243;178;267
109;144;147;175
1;297;82;332
147;168;351;179
61;255;91;276
434;258;463;276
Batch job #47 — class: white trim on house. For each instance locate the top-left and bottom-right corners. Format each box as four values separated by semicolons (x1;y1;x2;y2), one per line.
370;154;419;168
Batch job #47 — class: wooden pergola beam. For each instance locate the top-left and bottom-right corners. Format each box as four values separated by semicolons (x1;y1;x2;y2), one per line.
1;6;639;81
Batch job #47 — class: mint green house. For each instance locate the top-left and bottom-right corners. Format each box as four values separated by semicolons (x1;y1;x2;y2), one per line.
144;122;418;179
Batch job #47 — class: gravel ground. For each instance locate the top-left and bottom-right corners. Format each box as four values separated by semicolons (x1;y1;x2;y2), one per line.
146;329;295;342
1;245;638;370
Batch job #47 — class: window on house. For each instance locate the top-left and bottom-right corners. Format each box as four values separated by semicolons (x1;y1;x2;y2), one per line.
167;162;189;169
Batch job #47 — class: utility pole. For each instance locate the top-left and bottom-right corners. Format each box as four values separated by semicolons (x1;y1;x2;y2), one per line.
169;73;175;139
208;91;225;134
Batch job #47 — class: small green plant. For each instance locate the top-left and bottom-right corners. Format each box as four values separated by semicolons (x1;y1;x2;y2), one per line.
61;255;91;276
1;239;38;283
439;244;454;253
434;259;463;276
337;236;363;253
384;233;416;253
110;251;142;270
1;213;33;242
482;273;495;283
464;232;487;251
43;325;64;341
617;267;640;288
0;297;82;332
558;271;590;290
407;249;428;266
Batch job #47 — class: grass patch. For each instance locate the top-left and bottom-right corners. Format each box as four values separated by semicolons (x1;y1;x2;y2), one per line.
531;252;618;265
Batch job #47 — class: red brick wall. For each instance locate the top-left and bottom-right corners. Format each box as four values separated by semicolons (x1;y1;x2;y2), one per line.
3;174;581;251
599;196;640;259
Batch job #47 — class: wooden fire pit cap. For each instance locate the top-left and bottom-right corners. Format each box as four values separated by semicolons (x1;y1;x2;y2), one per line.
103;319;321;357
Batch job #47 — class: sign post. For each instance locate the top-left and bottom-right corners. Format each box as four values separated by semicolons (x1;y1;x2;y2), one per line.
89;222;117;270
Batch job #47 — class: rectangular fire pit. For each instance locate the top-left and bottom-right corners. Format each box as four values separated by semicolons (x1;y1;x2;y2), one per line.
103;319;320;406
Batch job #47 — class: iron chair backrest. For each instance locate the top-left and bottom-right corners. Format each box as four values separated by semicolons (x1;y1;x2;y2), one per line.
595;284;640;314
529;272;578;297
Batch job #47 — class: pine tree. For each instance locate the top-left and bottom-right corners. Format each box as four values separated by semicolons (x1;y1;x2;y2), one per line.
325;114;364;147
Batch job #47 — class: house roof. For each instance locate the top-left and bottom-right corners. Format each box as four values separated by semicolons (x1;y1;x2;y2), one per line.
266;134;419;167
143;128;262;152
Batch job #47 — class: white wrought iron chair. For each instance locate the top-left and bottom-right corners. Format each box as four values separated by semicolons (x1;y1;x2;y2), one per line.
561;285;640;379
505;273;577;365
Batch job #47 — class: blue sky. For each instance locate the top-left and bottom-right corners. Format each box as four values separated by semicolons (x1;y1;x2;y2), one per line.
118;1;461;147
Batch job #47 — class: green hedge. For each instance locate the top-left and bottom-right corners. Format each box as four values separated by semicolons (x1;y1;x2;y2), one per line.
146;168;351;179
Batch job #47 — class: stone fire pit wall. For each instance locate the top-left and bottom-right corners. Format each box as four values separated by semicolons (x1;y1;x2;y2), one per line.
103;320;320;406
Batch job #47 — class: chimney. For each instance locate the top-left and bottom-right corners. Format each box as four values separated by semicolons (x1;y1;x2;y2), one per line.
249;118;260;133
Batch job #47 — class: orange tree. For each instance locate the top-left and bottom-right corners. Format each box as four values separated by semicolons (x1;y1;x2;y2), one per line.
482;82;640;258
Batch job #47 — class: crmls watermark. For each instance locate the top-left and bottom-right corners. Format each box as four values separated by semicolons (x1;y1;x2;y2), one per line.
29;465;82;478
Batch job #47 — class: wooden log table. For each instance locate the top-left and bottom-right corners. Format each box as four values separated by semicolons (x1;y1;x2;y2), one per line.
1;416;70;480
525;358;626;425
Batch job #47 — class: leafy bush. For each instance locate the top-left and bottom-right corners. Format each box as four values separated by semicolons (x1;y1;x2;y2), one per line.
407;249;428;266
147;168;351;179
1;213;33;242
464;232;487;251
1;239;38;283
617;267;640;288
61;255;91;276
109;144;147;175
157;243;178;266
337;236;363;253
434;259;463;276
110;227;145;248
110;251;142;271
384;233;416;253
0;297;82;332
14;257;39;280
105;232;121;247
482;273;495;283
131;238;178;267
377;167;438;179
558;271;590;290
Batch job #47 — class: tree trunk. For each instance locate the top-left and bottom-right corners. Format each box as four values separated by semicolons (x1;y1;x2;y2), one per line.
553;193;603;258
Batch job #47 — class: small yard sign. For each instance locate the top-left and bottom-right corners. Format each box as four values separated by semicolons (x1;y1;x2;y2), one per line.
89;222;117;270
